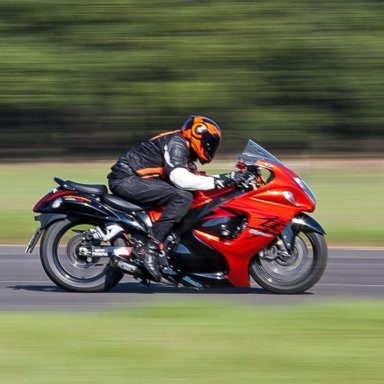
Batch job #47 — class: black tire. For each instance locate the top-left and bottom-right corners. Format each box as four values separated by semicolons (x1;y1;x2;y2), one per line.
40;219;124;292
249;232;327;294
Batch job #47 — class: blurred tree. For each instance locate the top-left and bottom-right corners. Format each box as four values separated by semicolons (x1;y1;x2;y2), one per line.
0;0;383;159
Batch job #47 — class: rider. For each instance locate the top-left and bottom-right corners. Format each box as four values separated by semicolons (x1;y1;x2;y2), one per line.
108;116;244;281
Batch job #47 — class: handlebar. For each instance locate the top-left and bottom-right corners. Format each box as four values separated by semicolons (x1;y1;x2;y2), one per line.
234;165;264;190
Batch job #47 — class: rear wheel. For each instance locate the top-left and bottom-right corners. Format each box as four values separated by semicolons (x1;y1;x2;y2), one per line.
40;219;124;292
249;232;327;294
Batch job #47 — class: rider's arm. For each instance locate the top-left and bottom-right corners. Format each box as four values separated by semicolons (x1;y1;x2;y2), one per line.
164;135;216;191
169;167;215;191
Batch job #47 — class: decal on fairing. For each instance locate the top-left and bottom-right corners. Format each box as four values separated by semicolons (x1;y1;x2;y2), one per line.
247;216;287;238
258;215;285;235
63;195;92;203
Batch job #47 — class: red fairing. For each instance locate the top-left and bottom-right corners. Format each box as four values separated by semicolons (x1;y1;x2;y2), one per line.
193;159;316;288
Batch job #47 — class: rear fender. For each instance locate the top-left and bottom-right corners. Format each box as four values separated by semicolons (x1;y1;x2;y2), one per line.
36;213;68;229
281;213;326;251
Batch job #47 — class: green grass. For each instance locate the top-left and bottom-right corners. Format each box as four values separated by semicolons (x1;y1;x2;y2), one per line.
0;162;110;244
0;161;383;245
300;168;384;246
0;301;383;383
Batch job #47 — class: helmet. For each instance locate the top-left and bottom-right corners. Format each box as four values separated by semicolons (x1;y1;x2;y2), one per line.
181;116;222;164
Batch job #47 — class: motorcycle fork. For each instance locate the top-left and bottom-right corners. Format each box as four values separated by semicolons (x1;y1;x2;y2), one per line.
259;236;291;262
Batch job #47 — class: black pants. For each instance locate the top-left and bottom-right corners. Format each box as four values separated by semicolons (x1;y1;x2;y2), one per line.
109;175;193;242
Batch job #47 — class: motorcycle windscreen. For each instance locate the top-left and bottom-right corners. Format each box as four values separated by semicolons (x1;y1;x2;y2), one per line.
238;139;284;166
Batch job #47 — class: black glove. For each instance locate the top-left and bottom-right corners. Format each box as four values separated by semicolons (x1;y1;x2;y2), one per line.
214;174;236;189
187;161;198;173
214;171;253;189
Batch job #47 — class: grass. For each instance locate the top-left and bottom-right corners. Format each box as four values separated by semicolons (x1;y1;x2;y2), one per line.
300;168;384;246
0;161;383;245
0;301;383;383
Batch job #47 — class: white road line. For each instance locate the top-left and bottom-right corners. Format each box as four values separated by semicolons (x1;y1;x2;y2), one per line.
318;283;384;288
0;281;50;284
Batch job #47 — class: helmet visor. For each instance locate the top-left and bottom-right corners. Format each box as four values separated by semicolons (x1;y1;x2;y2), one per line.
201;131;221;163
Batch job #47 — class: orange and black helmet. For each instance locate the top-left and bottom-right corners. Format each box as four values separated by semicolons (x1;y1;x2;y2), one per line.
181;116;222;164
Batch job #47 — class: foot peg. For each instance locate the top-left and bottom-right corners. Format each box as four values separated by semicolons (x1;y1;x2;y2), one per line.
179;276;204;290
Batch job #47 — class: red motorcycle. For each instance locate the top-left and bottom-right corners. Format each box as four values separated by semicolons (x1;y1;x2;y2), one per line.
26;140;327;294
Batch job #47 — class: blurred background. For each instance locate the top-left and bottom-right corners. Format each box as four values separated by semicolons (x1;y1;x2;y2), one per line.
0;0;383;160
0;4;383;383
0;0;383;245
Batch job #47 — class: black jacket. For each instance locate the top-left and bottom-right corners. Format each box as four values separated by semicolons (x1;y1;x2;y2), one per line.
109;130;192;180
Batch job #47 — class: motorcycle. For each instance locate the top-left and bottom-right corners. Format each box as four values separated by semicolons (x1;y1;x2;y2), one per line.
26;140;327;294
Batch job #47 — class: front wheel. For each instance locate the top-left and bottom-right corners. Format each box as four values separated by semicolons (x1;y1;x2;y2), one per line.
40;219;124;292
249;232;327;294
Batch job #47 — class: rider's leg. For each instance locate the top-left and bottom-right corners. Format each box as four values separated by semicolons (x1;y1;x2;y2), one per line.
109;175;193;280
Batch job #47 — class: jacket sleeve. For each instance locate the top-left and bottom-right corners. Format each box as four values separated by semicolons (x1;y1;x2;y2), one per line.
165;135;216;191
163;135;190;176
169;167;215;191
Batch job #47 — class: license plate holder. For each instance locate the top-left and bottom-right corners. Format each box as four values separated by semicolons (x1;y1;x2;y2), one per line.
25;227;43;253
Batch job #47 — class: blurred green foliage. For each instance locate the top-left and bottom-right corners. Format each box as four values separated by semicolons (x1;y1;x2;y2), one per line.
0;0;383;159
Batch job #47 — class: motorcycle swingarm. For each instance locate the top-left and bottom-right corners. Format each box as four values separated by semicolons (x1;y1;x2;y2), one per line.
78;246;133;258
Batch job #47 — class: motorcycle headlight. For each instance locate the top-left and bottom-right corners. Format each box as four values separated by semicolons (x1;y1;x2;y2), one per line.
294;178;317;205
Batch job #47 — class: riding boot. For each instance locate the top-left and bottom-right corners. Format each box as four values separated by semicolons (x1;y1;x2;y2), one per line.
143;239;162;282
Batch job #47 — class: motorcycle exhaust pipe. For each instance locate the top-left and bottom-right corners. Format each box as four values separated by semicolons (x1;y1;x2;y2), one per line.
78;232;145;278
114;256;145;279
115;258;141;275
78;245;144;277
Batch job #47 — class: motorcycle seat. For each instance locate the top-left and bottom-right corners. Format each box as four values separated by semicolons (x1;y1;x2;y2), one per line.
102;194;144;212
54;177;108;195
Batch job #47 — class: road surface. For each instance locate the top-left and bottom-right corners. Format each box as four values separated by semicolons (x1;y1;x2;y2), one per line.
0;246;383;310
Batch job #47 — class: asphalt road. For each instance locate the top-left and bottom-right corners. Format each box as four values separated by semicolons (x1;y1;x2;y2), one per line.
0;246;383;311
